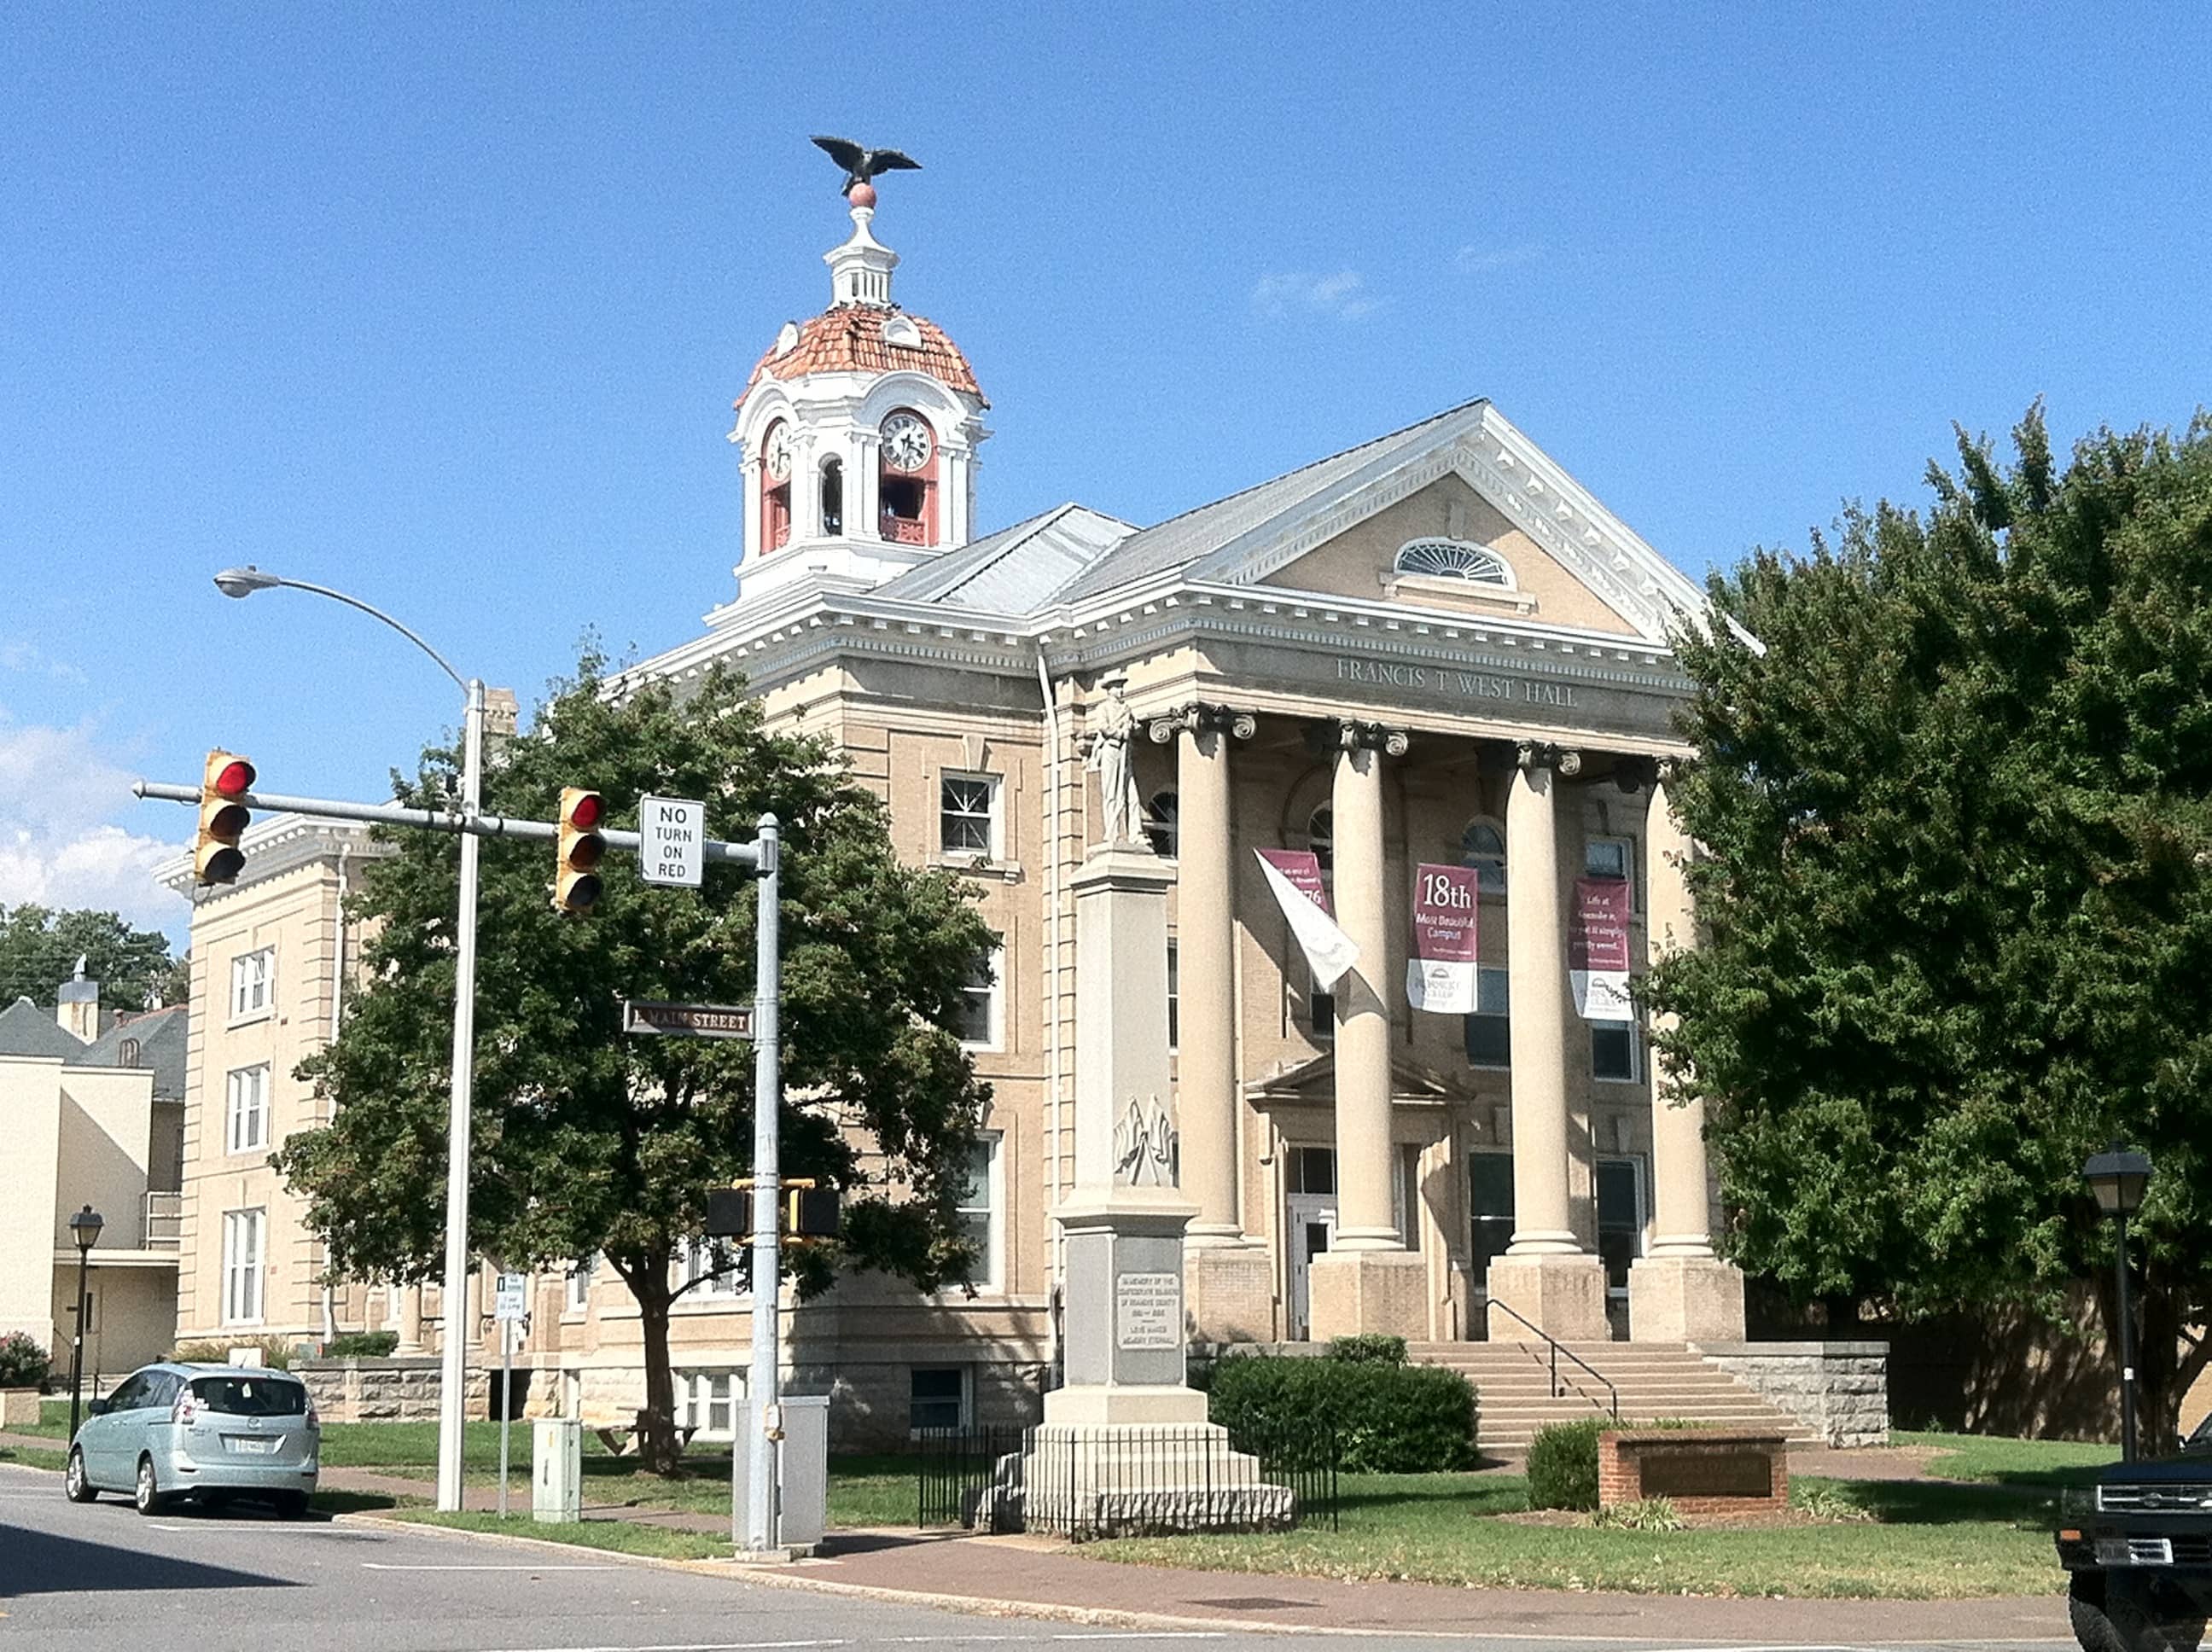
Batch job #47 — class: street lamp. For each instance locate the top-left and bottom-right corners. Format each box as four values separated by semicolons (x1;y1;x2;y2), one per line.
215;565;486;1513
66;1205;103;1440
2084;1143;2153;1462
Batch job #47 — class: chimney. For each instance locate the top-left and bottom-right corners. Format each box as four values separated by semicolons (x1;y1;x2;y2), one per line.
55;956;100;1043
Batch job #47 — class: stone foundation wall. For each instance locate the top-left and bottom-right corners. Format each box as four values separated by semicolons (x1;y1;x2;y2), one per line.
295;1356;490;1422
1695;1341;1889;1447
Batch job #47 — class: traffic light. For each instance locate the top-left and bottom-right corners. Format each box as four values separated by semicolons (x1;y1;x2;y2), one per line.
193;750;255;886
553;787;606;914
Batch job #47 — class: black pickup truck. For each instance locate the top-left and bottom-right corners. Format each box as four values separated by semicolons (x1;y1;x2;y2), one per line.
2057;1416;2212;1652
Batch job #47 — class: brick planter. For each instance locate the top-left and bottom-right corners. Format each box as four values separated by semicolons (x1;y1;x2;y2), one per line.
1598;1428;1788;1515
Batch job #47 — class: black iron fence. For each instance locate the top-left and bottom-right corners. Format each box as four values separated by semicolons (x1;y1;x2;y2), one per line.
916;1419;1337;1539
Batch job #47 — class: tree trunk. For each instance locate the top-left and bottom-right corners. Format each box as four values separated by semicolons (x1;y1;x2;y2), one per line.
2135;1267;2211;1457
620;1254;685;1477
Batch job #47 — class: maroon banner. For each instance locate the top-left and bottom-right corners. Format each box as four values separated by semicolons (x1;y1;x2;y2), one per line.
1569;875;1633;1019
1256;848;1333;916
1406;862;1480;1013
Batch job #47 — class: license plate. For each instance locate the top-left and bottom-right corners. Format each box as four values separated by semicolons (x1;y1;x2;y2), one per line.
224;1434;280;1455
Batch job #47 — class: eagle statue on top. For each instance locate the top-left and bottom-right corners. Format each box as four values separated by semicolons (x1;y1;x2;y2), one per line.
811;135;922;197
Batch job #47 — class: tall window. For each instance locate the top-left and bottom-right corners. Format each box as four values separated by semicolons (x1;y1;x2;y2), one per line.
1468;1152;1515;1278
677;1371;739;1438
1306;806;1334;875
222;1208;265;1325
675;1237;744;1300
230;948;274;1021
1586;836;1639;1081
1464;966;1511;1067
818;457;844;537
939;773;1000;858
224;1065;270;1155
957;940;1004;1050
956;1136;1003;1292
565;1257;596;1313
1145;789;1179;858
1461;820;1507;895
1166;942;1179;1052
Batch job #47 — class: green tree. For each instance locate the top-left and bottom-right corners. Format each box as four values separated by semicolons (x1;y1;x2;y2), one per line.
1650;408;2212;1445
272;658;995;1472
0;905;180;1011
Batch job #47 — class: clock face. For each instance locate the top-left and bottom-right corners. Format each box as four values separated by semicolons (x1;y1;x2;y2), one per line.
881;412;934;474
763;423;792;482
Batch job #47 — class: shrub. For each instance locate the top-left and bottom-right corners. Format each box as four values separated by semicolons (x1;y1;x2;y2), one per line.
0;1332;51;1389
1792;1480;1874;1522
1208;1352;1476;1472
1525;1416;1604;1510
1327;1334;1406;1365
324;1331;400;1358
172;1336;291;1370
1592;1495;1683;1532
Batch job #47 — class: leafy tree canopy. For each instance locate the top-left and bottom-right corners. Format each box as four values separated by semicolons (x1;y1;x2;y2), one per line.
1650;406;2212;1439
0;905;182;1011
272;656;995;1467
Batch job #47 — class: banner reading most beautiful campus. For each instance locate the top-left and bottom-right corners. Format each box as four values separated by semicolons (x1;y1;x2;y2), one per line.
1569;875;1633;1020
1406;861;1480;1014
1254;848;1359;990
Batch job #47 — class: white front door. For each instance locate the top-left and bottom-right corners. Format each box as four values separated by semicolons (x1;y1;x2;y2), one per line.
1285;1193;1337;1341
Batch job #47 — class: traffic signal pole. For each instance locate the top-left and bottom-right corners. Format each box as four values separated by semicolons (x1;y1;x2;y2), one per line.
744;815;781;1554
434;678;486;1511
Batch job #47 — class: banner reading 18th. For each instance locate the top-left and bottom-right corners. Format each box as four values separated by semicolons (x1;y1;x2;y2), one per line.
1406;862;1481;1014
1569;876;1633;1020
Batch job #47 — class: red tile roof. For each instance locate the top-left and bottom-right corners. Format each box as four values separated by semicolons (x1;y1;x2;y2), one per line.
742;305;986;404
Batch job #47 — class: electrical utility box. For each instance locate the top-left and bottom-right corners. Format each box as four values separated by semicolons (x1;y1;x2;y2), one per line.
778;1394;830;1549
533;1417;582;1523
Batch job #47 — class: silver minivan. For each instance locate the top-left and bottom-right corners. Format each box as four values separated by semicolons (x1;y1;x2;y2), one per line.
65;1361;320;1516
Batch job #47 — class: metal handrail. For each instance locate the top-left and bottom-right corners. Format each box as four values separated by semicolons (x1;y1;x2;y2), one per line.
1487;1296;1621;1419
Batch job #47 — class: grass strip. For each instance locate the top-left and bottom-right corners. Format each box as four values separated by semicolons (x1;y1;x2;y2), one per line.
0;1446;67;1472
383;1508;730;1562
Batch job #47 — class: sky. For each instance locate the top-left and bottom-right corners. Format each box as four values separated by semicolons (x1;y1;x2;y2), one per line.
3;4;2208;946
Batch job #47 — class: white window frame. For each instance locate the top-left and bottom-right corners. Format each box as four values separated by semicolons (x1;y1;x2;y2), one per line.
958;939;1004;1051
909;1365;969;1434
224;1064;271;1155
675;1370;740;1440
1592;1017;1643;1084
564;1256;596;1314
673;1236;746;1301
954;1134;1004;1294
938;771;1002;861
221;1207;265;1326
1586;835;1634;883
229;947;274;1022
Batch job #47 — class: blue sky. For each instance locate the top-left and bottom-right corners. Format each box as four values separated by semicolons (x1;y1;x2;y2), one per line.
3;4;2208;944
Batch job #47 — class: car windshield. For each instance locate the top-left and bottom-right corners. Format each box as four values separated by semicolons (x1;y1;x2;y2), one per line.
190;1376;307;1416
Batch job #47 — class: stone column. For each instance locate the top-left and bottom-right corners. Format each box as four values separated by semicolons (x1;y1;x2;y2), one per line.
1309;723;1426;1340
1628;764;1746;1341
397;1285;424;1353
1166;707;1275;1342
1486;743;1608;1341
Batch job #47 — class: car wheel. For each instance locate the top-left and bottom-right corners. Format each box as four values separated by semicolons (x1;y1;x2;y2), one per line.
2071;1577;2193;1652
132;1455;166;1517
273;1491;311;1520
63;1447;97;1504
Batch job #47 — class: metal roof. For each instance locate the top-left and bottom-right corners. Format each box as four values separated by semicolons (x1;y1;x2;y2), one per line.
876;502;1133;614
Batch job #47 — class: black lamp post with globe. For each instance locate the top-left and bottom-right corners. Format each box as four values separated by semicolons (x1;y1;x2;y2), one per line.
2082;1144;2153;1462
65;1204;103;1441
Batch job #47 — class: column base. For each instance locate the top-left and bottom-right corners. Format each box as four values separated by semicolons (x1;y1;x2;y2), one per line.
1308;1249;1428;1341
1185;1245;1276;1343
1626;1254;1746;1343
1044;1384;1210;1427
1485;1254;1609;1343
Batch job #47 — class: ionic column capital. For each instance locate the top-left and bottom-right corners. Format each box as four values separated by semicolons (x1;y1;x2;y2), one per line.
1336;718;1410;757
1146;702;1258;744
1515;740;1583;777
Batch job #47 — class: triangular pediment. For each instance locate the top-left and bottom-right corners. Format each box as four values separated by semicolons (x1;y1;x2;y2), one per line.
1246;1050;1469;1106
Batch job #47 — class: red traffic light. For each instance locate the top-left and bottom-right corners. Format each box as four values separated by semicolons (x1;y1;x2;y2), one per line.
555;787;608;913
214;759;255;799
568;791;602;831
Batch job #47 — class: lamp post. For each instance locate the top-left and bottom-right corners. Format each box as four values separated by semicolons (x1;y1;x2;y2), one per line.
2084;1143;2153;1462
66;1205;103;1440
215;565;485;1513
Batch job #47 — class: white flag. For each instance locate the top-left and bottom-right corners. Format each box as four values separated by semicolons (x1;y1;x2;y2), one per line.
1255;849;1359;990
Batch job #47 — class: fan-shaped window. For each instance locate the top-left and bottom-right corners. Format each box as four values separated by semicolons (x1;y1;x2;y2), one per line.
1307;806;1334;875
882;313;922;348
1394;538;1511;586
1144;790;1179;858
1461;820;1506;895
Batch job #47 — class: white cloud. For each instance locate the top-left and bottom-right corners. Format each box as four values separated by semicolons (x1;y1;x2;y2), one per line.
1250;270;1383;322
0;640;89;686
0;715;188;935
1454;241;1544;273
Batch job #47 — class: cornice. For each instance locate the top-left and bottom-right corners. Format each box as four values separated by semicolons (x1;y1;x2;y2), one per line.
156;815;390;900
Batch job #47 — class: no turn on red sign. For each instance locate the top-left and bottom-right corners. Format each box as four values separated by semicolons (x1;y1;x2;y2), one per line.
639;794;706;887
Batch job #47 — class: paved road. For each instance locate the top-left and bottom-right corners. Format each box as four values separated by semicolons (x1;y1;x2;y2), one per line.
0;1465;2070;1652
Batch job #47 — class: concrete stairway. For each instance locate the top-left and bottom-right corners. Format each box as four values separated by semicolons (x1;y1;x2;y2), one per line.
1405;1340;1815;1454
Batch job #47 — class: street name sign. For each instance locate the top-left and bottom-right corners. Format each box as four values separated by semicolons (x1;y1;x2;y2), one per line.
622;999;755;1040
639;794;706;887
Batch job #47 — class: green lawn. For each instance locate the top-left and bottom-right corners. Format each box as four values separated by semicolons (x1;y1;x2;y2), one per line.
1894;1429;2118;1489
385;1509;729;1561
1084;1469;2068;1600
0;1445;67;1472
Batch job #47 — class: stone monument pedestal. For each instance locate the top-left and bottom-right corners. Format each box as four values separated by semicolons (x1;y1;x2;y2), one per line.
1627;1255;1746;1343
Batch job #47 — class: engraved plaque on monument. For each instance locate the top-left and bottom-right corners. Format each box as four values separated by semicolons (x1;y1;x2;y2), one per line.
1115;1271;1181;1351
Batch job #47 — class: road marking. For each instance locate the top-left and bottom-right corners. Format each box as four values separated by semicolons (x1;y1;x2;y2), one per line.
360;1560;625;1571
149;1521;378;1535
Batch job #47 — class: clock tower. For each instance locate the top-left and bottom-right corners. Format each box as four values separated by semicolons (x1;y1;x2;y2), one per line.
726;177;990;606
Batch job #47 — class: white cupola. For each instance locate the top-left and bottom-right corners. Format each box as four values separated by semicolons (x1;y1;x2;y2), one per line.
724;180;990;608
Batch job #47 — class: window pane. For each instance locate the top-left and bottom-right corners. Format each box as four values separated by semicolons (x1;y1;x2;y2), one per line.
1592;1021;1637;1080
1586;838;1631;880
940;776;995;855
911;1367;964;1431
1461;822;1507;894
1145;791;1179;858
1307;807;1333;874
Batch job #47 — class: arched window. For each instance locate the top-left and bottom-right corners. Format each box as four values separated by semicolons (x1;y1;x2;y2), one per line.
118;1038;141;1068
1144;789;1179;858
1307;806;1334;875
1461;820;1506;895
819;457;844;538
877;408;938;546
760;420;792;552
1394;537;1511;586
